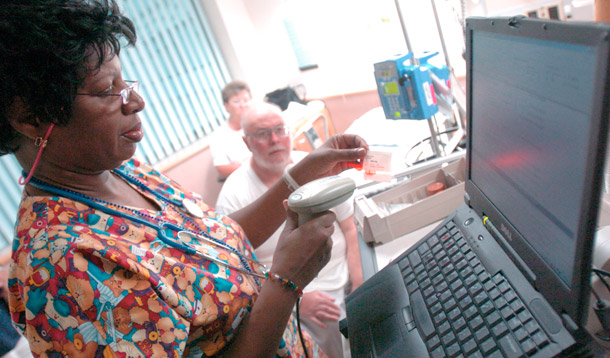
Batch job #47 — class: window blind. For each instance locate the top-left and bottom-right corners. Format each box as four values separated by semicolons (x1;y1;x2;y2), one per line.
118;0;230;164
0;156;23;248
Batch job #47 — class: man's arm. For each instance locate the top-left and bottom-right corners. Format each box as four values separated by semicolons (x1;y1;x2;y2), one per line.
215;162;242;180
338;215;363;292
227;177;292;248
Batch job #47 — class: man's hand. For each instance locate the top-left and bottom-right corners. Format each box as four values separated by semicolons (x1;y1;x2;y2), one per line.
299;291;341;328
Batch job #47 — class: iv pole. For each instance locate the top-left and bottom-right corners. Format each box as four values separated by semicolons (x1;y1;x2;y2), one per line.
394;0;443;158
394;0;467;159
429;0;467;128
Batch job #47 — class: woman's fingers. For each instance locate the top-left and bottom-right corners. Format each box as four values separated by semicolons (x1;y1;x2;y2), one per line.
272;210;336;288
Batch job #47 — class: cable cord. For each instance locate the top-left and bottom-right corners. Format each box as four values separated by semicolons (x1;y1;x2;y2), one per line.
594;268;610;293
405;127;462;165
295;297;310;358
592;268;610;341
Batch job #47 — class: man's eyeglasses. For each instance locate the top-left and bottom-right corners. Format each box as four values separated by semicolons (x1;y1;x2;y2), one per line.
246;125;289;142
76;80;140;104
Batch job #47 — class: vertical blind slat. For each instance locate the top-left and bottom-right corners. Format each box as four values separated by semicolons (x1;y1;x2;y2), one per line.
0;156;22;249
166;2;209;138
121;0;181;158
125;0;187;152
180;2;225;133
145;1;195;146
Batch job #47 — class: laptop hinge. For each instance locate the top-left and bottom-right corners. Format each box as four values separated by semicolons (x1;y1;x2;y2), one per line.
561;313;578;332
484;217;536;284
464;192;471;206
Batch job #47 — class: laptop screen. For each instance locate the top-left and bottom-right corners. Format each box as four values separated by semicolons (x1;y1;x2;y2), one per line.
465;17;610;325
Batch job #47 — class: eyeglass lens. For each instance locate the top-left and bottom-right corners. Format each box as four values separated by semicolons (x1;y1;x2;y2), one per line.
121;82;139;104
253;126;288;140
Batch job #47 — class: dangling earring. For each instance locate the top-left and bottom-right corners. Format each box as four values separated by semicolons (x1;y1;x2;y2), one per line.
19;123;55;185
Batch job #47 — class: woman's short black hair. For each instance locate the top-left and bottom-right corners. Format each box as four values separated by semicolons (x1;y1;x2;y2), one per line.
0;0;137;155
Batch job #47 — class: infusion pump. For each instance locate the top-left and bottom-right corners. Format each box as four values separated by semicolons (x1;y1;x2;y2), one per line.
374;52;449;121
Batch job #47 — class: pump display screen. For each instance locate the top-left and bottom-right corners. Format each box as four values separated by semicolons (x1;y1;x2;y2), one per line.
382;82;400;95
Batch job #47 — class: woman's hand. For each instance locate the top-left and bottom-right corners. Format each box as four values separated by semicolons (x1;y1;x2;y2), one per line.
299;291;341;328
289;134;368;185
270;203;336;290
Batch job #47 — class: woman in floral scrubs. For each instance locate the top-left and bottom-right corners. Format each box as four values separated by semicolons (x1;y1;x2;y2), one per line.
0;1;368;357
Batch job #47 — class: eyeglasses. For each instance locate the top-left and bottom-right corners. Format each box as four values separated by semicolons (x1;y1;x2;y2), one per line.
76;80;140;104
246;125;289;142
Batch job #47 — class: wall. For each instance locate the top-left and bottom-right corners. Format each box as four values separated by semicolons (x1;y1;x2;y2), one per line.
201;0;412;99
161;144;224;206
596;0;610;20
317;90;382;135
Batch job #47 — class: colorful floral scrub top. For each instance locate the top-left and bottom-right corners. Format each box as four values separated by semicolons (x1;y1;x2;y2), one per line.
9;158;324;358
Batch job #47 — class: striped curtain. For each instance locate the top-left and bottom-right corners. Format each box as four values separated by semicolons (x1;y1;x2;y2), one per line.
119;0;230;164
0;156;23;249
0;0;230;248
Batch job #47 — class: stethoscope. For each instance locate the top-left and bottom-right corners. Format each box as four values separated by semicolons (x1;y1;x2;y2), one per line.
25;168;269;282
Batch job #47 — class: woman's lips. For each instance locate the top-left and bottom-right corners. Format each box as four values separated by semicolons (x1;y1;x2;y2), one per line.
122;123;143;142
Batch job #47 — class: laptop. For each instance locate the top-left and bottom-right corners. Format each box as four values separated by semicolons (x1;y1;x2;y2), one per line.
344;16;610;358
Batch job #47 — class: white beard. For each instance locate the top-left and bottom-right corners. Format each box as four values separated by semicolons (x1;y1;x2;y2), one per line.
252;154;289;173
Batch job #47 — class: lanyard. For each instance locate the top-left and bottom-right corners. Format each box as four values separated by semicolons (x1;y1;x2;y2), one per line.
26;169;268;281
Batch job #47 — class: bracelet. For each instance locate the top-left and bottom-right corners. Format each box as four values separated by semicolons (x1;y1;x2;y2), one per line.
265;271;303;297
282;165;300;192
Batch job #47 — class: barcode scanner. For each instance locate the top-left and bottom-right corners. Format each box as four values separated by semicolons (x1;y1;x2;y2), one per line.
288;175;356;226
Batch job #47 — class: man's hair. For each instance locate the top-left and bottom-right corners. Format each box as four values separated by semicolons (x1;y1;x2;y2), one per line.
0;0;136;155
221;80;251;104
241;102;284;135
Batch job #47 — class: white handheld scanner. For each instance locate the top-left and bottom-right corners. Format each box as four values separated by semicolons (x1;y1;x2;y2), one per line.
287;175;356;226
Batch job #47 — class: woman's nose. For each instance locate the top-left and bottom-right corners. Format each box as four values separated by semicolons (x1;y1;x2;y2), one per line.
123;91;145;114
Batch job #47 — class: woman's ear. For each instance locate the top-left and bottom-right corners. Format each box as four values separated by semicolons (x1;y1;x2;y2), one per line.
6;96;41;140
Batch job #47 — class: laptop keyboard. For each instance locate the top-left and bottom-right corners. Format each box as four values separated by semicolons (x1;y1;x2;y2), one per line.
399;221;551;358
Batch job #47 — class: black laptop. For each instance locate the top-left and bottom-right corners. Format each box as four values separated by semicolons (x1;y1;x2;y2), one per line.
345;16;610;358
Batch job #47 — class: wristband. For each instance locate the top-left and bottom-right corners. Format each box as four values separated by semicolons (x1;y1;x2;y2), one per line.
265;271;303;297
282;165;300;192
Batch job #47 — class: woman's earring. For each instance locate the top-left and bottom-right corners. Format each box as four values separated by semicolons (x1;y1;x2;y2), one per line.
19;123;55;185
34;136;48;148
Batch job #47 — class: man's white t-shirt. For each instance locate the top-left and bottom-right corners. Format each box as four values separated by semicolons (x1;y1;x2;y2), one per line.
216;151;352;292
209;122;251;167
